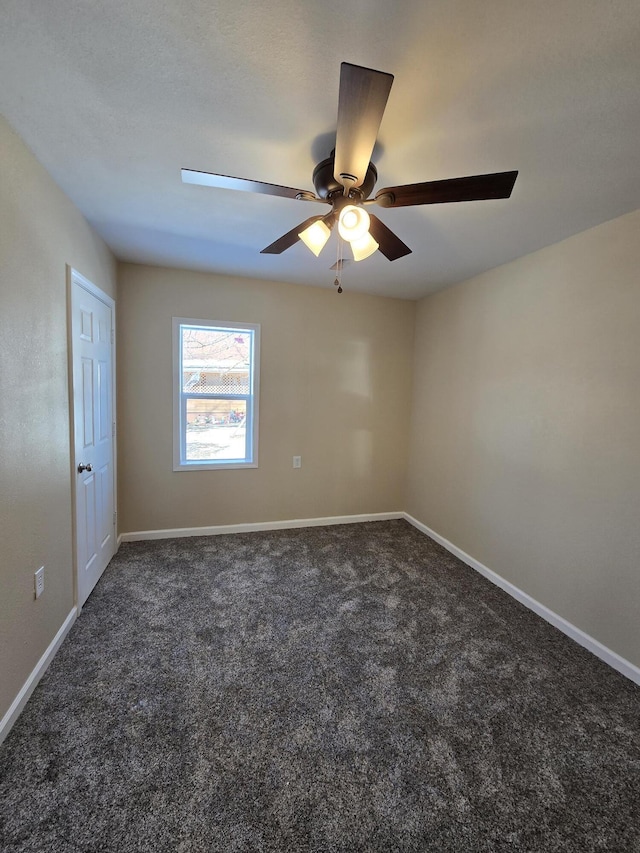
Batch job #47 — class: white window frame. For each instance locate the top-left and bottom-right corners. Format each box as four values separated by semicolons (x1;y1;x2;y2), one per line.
172;317;260;471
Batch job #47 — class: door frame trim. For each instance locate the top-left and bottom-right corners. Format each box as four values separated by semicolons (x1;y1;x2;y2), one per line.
66;266;117;611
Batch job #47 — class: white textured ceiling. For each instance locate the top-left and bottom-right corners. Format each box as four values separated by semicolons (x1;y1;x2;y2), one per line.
1;0;639;299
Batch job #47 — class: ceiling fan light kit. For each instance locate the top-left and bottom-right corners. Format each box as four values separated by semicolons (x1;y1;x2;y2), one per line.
298;219;332;256
350;232;379;262
338;204;371;243
182;61;518;290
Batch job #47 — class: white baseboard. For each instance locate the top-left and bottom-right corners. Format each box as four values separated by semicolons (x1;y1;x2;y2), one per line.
119;511;404;542
0;607;77;745
403;513;640;686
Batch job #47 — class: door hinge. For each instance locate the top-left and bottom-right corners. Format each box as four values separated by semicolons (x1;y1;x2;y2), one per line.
111;328;114;345
113;511;117;526
112;421;116;437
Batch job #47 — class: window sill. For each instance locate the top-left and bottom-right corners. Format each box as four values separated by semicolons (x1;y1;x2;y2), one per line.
173;461;258;472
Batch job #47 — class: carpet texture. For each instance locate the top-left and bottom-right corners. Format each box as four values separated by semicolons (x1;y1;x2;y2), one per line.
1;520;638;852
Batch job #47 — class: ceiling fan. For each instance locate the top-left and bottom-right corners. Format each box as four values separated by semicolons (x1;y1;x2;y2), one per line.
182;62;518;268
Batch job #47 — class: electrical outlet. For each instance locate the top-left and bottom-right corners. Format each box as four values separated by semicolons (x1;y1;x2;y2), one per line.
34;566;44;599
293;456;302;469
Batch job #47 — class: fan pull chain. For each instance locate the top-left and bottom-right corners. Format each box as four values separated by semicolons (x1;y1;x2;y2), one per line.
334;237;343;294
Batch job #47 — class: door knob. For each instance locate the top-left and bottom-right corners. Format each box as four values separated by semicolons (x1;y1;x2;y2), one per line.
77;462;93;473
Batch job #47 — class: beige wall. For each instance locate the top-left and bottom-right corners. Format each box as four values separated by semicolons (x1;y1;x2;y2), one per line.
0;116;116;721
117;263;414;533
407;209;640;667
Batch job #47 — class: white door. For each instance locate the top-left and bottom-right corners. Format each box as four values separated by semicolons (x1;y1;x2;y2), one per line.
70;269;115;608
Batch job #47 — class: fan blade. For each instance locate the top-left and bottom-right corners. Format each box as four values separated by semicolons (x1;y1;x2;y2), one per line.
330;259;352;271
182;169;312;200
368;214;412;261
375;170;518;208
333;63;394;191
260;215;326;255
322;210;338;228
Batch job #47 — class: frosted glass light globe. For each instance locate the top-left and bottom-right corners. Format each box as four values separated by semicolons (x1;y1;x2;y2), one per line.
338;205;370;242
351;232;379;261
298;220;331;256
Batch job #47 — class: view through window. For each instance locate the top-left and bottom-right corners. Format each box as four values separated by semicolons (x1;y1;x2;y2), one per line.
173;319;259;469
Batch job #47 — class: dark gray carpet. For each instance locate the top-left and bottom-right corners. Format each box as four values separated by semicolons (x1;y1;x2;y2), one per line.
1;520;638;852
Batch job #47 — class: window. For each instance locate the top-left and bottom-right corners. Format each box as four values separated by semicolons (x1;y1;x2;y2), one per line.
173;318;260;470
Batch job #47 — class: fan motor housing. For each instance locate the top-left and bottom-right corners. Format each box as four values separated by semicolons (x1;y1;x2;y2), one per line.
313;154;378;200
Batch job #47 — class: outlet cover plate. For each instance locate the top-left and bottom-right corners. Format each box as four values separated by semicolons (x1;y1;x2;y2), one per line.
34;566;44;599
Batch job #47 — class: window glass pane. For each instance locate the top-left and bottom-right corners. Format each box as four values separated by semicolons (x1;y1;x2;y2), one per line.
185;399;247;461
174;318;259;470
182;327;251;395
